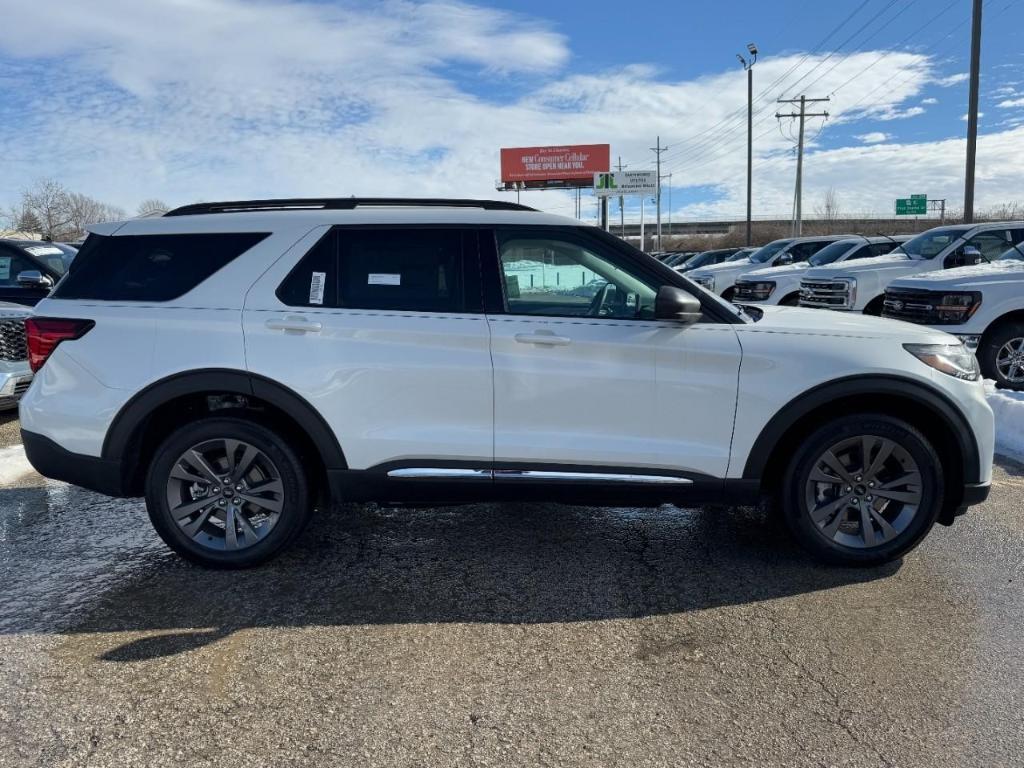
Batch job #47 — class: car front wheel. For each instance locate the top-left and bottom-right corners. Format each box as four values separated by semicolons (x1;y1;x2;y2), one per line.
783;414;943;566
145;417;311;568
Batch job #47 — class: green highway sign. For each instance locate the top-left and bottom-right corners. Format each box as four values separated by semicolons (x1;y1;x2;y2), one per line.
896;196;927;215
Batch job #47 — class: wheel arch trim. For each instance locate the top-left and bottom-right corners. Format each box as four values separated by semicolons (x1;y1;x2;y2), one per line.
742;374;982;483
101;368;347;469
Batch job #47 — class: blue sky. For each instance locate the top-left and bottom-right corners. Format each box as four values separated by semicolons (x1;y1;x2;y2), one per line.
1;0;1022;221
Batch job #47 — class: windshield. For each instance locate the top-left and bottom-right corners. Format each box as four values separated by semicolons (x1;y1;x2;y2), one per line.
895;227;968;259
808;240;858;266
727;248;754;261
748;239;793;264
998;243;1024;262
684;250;723;270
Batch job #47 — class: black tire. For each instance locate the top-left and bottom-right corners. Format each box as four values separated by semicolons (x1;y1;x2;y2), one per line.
978;320;1024;391
782;414;944;566
145;417;311;568
863;296;885;316
779;292;801;306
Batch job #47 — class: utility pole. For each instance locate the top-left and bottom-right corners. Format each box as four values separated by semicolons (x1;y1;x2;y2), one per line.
650;136;668;250
964;0;983;223
738;43;758;246
640;197;645;252
776;95;829;236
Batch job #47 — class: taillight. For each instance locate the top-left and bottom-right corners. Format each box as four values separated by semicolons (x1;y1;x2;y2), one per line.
24;318;95;373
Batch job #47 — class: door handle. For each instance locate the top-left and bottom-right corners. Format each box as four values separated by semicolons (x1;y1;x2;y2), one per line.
265;316;323;333
514;332;571;346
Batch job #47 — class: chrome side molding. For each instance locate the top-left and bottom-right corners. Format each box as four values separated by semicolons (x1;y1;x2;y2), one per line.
387;468;693;484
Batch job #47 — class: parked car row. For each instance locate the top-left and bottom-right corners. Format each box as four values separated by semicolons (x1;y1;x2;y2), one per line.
682;222;1024;391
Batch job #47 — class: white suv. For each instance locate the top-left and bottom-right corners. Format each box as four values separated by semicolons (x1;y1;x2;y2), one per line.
20;198;994;568
734;236;908;306
884;242;1024;390
800;222;1024;314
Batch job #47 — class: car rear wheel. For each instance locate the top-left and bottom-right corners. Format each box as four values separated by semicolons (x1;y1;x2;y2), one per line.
145;417;311;568
979;320;1024;391
783;414;943;566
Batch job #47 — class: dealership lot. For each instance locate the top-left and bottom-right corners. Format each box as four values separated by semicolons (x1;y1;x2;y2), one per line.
2;411;1022;768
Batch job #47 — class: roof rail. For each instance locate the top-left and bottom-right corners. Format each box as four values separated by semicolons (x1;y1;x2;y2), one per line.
164;197;537;216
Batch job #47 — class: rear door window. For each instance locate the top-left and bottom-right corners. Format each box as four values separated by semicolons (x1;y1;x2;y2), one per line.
277;228;478;313
53;233;269;301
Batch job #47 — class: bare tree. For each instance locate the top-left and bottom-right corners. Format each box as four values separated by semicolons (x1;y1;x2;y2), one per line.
67;192;125;237
814;187;841;233
983;201;1023;221
137;198;170;217
21;179;74;240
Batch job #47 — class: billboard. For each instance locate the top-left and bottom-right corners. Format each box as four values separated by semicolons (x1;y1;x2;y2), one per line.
594;171;658;198
500;144;610;188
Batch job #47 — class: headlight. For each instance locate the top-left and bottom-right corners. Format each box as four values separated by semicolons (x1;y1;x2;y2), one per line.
693;275;715;291
904;343;980;381
741;281;775;298
935;291;983;324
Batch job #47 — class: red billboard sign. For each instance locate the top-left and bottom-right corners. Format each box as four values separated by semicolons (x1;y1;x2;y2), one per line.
500;144;610;186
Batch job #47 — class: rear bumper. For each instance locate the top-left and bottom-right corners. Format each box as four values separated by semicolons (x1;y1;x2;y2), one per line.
20;429;130;497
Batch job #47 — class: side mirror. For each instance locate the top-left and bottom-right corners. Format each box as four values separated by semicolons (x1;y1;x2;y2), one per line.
16;270;53;289
776;252;794;265
949;245;983;267
655;285;702;325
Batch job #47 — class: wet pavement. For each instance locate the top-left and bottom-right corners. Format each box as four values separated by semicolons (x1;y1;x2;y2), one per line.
1;436;1023;767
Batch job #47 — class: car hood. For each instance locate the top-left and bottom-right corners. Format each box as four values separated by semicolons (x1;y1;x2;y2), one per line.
803;252;915;279
888;260;1024;290
744;305;952;342
739;262;811;279
689;257;753;277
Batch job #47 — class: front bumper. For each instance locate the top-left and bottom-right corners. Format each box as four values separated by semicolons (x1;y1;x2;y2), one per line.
0;364;33;408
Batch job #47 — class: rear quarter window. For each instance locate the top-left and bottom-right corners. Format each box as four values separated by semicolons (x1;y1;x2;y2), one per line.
52;232;269;301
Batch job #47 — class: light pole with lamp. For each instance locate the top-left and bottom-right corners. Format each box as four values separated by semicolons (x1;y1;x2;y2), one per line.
737;43;758;247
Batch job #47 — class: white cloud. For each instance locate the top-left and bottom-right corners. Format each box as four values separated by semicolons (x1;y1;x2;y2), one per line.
0;1;1021;222
935;73;970;86
855;132;890;144
876;106;926;121
921;97;938;105
997;98;1024;108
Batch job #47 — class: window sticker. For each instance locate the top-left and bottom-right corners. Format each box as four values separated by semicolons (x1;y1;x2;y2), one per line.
0;257;10;281
309;271;326;305
25;246;63;257
368;273;401;286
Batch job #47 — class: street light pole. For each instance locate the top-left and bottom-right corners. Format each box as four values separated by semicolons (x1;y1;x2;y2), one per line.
738;43;757;247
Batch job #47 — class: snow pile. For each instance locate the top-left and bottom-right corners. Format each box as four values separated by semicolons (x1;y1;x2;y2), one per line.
0;444;36;486
985;380;1024;462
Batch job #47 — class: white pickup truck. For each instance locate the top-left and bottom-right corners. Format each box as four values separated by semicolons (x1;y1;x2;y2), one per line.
799;222;1024;315
734;236;908;306
883;243;1024;390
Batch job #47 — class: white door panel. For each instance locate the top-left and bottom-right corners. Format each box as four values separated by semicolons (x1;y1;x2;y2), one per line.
488;315;741;477
245;309;492;470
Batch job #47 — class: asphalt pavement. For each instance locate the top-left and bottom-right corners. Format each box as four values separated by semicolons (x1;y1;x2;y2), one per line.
1;416;1023;767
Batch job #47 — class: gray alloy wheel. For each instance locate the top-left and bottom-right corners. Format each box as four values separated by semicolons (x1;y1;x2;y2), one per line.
803;435;923;550
165;438;285;552
995;336;1024;386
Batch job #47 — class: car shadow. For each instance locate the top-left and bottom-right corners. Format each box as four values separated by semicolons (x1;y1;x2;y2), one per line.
0;489;899;662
